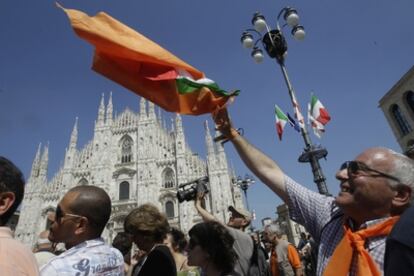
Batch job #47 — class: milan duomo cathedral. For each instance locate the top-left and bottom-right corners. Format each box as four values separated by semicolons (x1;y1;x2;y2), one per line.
15;92;245;247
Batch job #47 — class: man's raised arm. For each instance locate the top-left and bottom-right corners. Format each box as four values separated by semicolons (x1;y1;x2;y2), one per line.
213;107;288;203
194;192;219;222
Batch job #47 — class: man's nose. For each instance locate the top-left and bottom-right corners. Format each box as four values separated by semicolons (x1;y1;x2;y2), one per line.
335;168;348;181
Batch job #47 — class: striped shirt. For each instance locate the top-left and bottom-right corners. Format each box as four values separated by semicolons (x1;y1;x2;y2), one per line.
285;175;388;276
40;238;124;276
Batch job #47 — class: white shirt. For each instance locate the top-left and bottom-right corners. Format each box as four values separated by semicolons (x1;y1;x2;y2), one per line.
40;238;124;276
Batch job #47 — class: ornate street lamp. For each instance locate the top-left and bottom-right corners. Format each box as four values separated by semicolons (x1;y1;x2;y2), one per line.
240;7;329;195
233;174;255;212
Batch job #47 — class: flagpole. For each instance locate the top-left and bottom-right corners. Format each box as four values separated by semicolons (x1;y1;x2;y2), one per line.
278;60;329;195
241;7;330;195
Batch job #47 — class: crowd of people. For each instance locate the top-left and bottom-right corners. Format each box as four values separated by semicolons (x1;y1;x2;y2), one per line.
1;107;414;275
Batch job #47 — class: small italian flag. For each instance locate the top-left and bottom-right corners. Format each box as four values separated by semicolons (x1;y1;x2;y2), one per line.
310;95;331;125
308;94;331;138
275;105;289;141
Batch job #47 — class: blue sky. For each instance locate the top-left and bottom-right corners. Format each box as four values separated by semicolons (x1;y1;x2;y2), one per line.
1;0;413;229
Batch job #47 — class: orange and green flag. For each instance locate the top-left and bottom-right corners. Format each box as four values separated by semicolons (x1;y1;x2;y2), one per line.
58;4;238;115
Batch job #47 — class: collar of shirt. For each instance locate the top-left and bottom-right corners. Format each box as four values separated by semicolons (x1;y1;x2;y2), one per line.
346;216;390;231
60;238;105;256
346;216;390;251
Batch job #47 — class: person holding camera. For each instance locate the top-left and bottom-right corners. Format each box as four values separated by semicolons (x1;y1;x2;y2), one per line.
194;192;253;276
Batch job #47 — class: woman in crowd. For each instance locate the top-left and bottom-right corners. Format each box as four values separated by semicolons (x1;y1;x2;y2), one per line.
164;228;200;276
187;221;239;276
124;203;176;276
112;232;133;274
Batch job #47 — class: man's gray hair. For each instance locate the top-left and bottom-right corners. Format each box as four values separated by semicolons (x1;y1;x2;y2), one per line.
387;148;414;204
266;222;285;238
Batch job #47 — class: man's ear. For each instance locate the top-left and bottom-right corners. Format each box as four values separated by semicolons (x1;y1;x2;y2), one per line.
242;219;252;230
392;185;412;209
74;217;89;235
0;192;15;216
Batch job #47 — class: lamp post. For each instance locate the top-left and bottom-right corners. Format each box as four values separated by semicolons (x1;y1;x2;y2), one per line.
240;7;329;195
234;174;255;212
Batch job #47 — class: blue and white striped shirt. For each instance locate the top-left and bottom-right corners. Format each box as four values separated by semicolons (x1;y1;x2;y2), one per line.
40;238;124;276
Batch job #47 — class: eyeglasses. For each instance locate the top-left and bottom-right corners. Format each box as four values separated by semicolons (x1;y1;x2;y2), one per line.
55;205;85;223
340;161;401;183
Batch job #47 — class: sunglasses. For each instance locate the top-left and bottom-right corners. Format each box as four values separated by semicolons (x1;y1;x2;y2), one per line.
340;161;401;183
55;205;85;223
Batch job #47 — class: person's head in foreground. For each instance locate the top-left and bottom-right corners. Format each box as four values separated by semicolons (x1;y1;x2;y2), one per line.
0;156;25;226
124;203;170;251
188;221;237;275
48;185;112;249
334;147;414;225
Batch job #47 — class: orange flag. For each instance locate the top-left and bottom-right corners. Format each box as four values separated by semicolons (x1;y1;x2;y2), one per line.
58;4;238;115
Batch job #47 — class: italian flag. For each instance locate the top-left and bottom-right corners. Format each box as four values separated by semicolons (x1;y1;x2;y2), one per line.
59;4;238;115
308;103;325;138
275;105;289;141
310;95;331;125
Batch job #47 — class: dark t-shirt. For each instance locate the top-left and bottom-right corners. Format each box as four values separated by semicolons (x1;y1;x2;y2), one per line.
133;245;177;276
384;205;414;275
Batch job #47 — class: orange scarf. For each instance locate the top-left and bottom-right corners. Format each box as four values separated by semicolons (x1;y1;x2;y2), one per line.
323;216;399;276
270;248;279;276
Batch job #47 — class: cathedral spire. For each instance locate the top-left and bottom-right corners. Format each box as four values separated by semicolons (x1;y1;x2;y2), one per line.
39;143;49;179
69;117;78;149
215;129;225;153
175;114;183;133
204;120;215;155
170;118;175;132
29;143;42;179
158;107;162;126
215;127;228;169
106;91;113;125
139;97;147;119
97;93;105;125
148;101;156;120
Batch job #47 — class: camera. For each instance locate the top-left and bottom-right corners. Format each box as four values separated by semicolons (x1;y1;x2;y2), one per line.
177;176;209;203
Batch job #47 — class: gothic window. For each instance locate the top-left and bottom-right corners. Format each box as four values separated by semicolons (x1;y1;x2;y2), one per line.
165;201;174;218
406;91;414;115
162;168;175;188
78;178;88;186
120;135;133;163
391;104;412;136
119;181;130;200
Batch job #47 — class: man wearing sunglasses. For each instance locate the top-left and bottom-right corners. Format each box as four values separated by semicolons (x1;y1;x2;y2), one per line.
213;107;414;276
40;185;124;275
0;156;39;275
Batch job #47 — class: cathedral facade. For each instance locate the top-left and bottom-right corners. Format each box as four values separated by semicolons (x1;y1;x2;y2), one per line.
15;93;244;247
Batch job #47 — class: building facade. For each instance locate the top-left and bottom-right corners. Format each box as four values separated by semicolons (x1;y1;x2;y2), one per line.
275;204;306;246
379;66;414;155
15;93;244;247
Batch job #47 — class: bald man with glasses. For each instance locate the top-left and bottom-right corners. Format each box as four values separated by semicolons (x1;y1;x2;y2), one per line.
213;107;414;276
40;185;124;275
